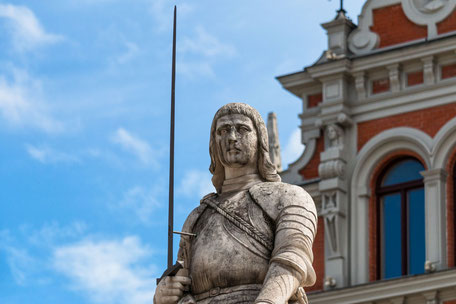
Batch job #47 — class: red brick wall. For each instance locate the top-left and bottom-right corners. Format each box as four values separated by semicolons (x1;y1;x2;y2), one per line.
447;150;456;268
438;9;456;35
299;136;324;180
372;78;390;94
442;63;456;79
407;71;424;86
308;93;323;109
368;151;427;281
358;103;456;151
444;301;456;304
370;4;427;49
308;216;325;292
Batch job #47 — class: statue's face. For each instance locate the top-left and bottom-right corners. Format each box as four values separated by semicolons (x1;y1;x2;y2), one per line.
215;114;258;168
327;126;337;140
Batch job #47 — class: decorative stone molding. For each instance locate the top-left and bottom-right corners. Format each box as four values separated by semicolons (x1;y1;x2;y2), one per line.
319;160;345;179
388;64;402;93
348;0;456;55
350;127;433;285
390;296;405;304
355;71;367;101
402;0;456;38
421;168;448;269
422;290;439;304
348;0;401;55
308;268;456;304
422;56;436;85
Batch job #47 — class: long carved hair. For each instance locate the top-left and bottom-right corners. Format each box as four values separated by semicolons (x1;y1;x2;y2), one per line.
209;103;281;193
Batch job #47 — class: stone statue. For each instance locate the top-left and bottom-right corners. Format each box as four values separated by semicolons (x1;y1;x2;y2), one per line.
326;124;344;149
154;103;317;304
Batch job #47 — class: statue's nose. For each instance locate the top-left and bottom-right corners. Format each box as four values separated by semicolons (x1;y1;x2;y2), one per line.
227;128;237;141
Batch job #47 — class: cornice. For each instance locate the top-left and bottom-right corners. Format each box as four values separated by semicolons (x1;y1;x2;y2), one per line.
308;269;456;304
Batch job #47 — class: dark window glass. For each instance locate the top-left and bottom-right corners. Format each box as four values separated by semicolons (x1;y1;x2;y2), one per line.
408;188;425;275
382;193;402;278
377;158;425;279
382;159;424;186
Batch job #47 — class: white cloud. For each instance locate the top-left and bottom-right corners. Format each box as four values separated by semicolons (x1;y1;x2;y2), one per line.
25;144;80;164
115;186;162;224
53;236;156;304
180;26;236;58
178;169;214;198
4;246;37;286
0;4;62;51
178;26;236;79
111;128;157;166
281;129;304;169
148;0;193;32
115;41;140;64
0;68;63;133
26;221;87;246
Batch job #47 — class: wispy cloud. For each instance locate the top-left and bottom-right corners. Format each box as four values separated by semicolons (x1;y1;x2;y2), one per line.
0;67;63;133
148;0;193;32
4;246;38;286
178;169;214;198
180;26;236;58
178;26;236;79
281;129;304;168
25;144;80;164
53;236;156;304
0;3;63;52
114;41;140;65
114;185;162;224
25;221;87;247
111;128;158;166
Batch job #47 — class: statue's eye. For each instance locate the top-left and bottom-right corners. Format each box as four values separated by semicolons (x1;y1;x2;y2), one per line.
238;126;250;133
218;128;228;135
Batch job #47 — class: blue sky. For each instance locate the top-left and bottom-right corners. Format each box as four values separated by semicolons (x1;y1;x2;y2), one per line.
0;1;366;303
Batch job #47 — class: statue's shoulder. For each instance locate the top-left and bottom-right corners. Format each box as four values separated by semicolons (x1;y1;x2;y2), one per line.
249;182;316;221
180;193;214;233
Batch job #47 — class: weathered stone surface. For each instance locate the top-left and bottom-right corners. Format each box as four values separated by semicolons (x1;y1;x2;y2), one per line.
154;103;317;304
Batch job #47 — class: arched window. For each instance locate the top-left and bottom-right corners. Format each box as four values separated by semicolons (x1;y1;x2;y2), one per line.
376;158;425;279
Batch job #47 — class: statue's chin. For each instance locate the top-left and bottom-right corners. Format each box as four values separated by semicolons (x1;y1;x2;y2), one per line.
223;161;248;168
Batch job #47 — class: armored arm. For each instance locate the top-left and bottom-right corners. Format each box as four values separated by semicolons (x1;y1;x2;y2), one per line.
253;184;317;303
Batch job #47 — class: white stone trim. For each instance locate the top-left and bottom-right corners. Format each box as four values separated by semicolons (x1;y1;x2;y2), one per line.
308;269;456;304
433;116;456;169
348;0;401;55
351;80;456;123
280;138;316;185
421;168;448;269
350;128;432;285
401;0;456;39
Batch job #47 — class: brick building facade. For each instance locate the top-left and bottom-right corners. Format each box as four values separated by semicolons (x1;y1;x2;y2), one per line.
276;0;456;302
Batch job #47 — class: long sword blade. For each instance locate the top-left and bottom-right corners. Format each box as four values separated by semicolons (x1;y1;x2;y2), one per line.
168;5;177;269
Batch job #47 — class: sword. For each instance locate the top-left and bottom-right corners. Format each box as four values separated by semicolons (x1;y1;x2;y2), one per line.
168;5;177;270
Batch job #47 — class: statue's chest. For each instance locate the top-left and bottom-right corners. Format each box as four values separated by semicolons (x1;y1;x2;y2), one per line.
189;191;274;294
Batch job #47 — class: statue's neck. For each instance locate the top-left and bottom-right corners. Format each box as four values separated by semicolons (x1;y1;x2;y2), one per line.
221;173;263;193
224;164;258;180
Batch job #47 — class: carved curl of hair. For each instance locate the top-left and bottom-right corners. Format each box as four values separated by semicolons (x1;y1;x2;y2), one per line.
209;102;281;193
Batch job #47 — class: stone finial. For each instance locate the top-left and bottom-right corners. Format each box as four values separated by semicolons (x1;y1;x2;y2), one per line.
267;112;282;172
321;10;356;57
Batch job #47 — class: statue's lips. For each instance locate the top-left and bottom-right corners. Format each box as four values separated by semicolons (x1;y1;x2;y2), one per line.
227;148;242;154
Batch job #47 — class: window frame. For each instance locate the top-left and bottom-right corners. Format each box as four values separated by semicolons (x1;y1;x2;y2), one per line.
375;157;425;279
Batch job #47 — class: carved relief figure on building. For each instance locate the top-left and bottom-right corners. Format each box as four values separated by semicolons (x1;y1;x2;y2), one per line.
154;103;317;304
326;124;344;149
414;0;446;13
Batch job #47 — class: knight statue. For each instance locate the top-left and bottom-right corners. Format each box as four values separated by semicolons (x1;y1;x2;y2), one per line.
154;103;317;304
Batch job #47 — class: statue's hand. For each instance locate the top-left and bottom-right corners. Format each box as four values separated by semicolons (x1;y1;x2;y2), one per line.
154;276;191;304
